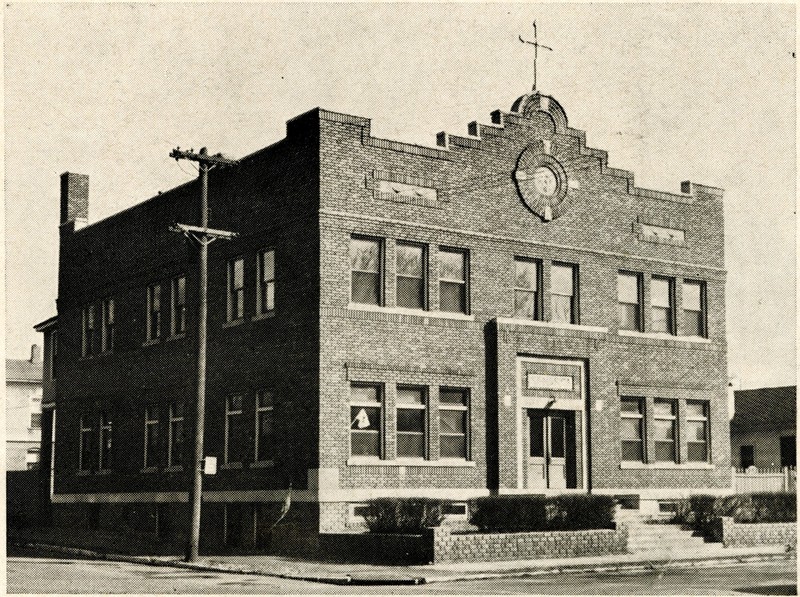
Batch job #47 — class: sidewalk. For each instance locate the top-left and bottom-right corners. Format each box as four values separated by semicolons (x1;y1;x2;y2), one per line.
10;532;795;586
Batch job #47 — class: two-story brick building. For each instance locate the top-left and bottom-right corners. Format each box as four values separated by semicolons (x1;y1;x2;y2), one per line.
51;90;730;550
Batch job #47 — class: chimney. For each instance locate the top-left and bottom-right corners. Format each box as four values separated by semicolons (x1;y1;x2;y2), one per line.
30;344;41;364
60;172;89;228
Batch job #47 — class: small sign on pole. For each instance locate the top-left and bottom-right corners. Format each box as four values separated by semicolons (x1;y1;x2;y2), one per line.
203;456;217;475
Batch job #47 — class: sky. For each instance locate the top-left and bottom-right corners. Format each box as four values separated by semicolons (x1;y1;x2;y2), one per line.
4;3;796;390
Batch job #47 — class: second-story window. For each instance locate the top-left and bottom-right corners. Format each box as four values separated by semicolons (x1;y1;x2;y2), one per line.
147;284;162;341
171;276;186;335
683;280;707;337
396;386;427;459
618;272;643;331
225;395;244;464
396;242;426;310
651;276;675;334
99;411;112;471
81;305;95;357
439;248;468;314
551;263;577;324
101;298;114;352
514;258;541;320
350;237;382;305
258;249;275;315
79;415;93;472
227;258;245;321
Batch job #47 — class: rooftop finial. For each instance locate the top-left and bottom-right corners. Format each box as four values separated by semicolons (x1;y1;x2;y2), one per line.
519;21;553;92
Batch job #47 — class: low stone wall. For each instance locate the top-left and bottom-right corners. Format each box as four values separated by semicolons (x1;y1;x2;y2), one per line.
716;516;797;548
431;525;628;563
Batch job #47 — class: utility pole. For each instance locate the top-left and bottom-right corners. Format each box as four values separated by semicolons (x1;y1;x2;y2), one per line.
169;147;238;562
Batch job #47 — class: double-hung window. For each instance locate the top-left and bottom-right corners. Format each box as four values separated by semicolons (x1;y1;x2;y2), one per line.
683;280;707;337
654;399;677;462
30;395;42;429
171;276;186;335
350;237;382;305
101;298;114;352
686;401;710;462
350;384;382;458
257;249;275;315
439;388;469;459
144;407;160;468
439;248;468;314
79;415;93;472
651;276;675;334
147;284;162;341
227;258;245;321
396;387;427;459
225;395;244;464
81;305;95;356
255;391;274;462
514;258;541;320
396;242;427;310
168;402;184;467
620;397;644;462
617;272;643;331
551;263;577;324
99;412;112;471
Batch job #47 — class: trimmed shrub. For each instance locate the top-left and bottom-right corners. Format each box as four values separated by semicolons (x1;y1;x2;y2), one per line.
688;494;719;535
363;498;444;534
469;495;616;532
681;492;797;536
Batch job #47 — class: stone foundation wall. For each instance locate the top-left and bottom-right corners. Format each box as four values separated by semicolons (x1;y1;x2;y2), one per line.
717;516;797;548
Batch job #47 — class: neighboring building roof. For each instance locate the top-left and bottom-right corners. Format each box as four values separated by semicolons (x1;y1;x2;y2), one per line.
731;386;796;432
6;358;43;383
34;316;58;332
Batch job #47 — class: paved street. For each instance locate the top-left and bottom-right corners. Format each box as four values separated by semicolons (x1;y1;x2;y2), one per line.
7;549;796;595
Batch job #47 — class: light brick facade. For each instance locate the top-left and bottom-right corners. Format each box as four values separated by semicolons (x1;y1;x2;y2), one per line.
51;91;730;548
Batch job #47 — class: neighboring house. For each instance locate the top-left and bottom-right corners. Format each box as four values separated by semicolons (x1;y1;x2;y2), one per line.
50;87;728;550
6;345;43;470
730;386;796;469
34;316;58;520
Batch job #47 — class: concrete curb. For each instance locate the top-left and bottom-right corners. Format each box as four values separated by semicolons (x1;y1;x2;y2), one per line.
11;539;794;586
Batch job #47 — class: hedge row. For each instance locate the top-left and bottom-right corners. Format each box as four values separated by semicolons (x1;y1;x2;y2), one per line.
361;495;616;534
674;492;797;535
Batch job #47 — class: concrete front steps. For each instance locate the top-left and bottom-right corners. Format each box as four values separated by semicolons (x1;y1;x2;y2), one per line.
618;511;714;553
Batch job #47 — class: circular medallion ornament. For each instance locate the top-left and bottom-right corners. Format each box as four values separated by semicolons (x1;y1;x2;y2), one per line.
514;146;568;221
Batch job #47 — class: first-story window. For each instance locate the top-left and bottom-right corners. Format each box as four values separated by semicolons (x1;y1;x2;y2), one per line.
144;407;160;468
439;248;468;313
255;391;274;462
551;263;577;324
258;249;275;314
101;298;114;352
439;388;469;459
686;401;709;462
683;280;707;337
147;284;162;341
227;258;245;321
26;448;40;470
396;386;427;458
79;415;93;471
99;411;112;471
651;276;675;334
350;384;382;458
81;305;95;356
620;397;644;462
654;399;677;462
225;395;244;464
168;402;184;467
350;237;383;305
617;272;643;331
171;276;186;335
514;258;541;320
396;242;427;310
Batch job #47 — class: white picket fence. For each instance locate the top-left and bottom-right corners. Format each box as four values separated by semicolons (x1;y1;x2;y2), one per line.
732;466;796;493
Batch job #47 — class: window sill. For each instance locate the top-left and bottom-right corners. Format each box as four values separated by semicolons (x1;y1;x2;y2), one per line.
347;457;476;468
166;333;186;342
617;330;710;343
496;317;608;334
221;462;243;470
620;461;714;470
141;467;159;473
76;470;91;476
222;319;245;329
250;460;275;468
252;311;275;322
348;303;475;321
142;338;161;347
165;465;184;473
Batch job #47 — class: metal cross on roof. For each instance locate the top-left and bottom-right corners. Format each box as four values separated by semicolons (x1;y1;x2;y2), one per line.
519;21;553;92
